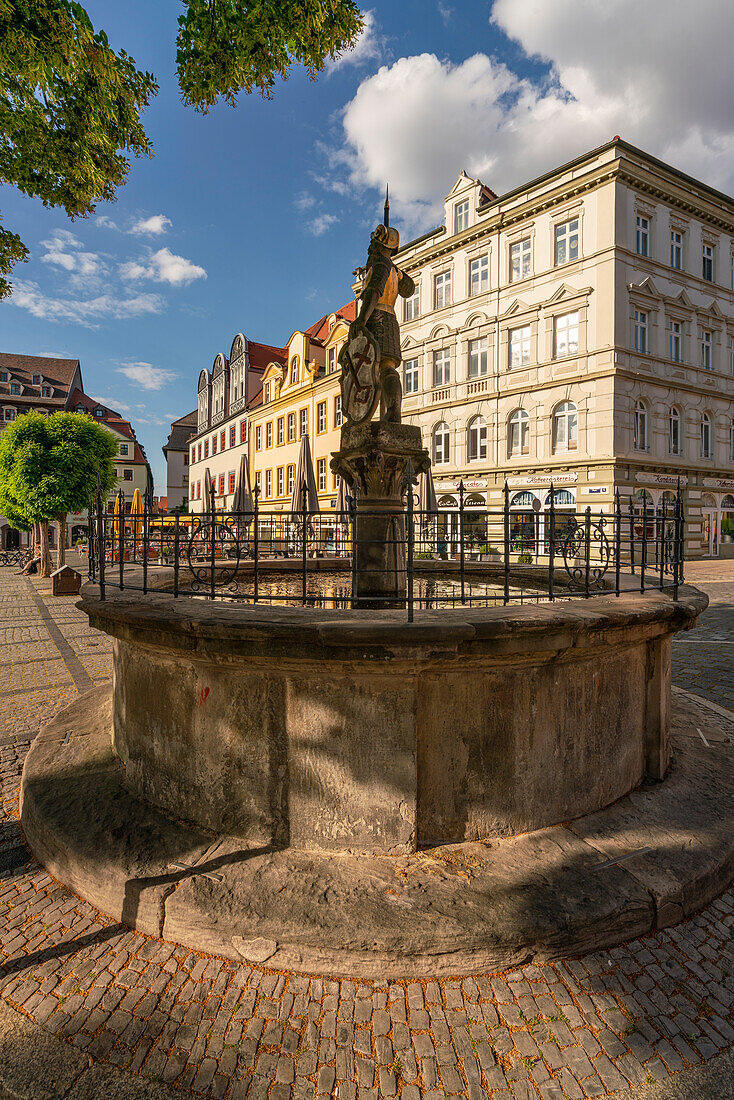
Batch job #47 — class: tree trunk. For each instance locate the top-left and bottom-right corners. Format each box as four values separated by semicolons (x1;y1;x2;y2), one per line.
39;521;52;578
57;514;67;569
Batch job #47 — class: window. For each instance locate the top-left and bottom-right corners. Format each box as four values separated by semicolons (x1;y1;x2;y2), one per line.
701;413;712;458
263;382;271;404
702;243;714;282
433;348;450;387
509;325;531;368
212;436;217;455
3;407;16;420
94;406;104;417
701;329;713;371
196;481;200;500
32;373;40;384
229;425;235;447
635;215;649;256
633;400;648;451
403;285;420;321
634;310;648;354
197;442;202;461
287;465;295;496
218;474;225;496
288;413;296;442
554;219;579;265
508;409;530;457
669;407;682;456
277;417;284;445
277;467;284;496
191;446;196;464
317;457;326;491
119;443;129;456
42;386;52;397
467;416;487;461
403;358;419;395
75;402;85;413
317;401;327;433
255;472;261;494
123;469;133;481
290;357;299;383
255;426;261;450
265;469;272;497
240;421;247;445
469;255;489;296
434;271;451;309
433;422;450;464
671;230;683;269
552;402;578;453
454;200;469;234
509;238;531;281
468;337;488;378
220;430;225;451
266;422;272;449
204;440;209;459
10;383;20;395
299;408;308;437
328;347;337;373
669;320;682;362
0;372;6;382
554;311;579;358
334;395;343;428
229;471;236;494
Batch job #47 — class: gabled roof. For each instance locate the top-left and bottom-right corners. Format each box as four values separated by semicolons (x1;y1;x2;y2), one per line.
247;341;287;372
163;410;198;456
0;351;81;390
305;300;356;341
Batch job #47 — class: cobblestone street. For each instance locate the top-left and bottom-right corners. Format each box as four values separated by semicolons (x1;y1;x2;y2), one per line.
0;561;732;1098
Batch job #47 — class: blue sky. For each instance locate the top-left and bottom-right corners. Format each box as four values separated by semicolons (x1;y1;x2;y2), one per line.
2;0;733;491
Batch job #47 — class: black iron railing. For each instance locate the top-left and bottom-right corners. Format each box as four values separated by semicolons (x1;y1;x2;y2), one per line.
86;477;685;618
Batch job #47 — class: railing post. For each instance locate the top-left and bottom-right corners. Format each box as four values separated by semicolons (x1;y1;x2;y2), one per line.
88;493;95;582
117;489;124;591
301;483;308;606
659;499;666;590
628;497;635;575
584;506;591;597
406;460;415;622
459;478;465;606
253;486;259;604
97;487;105;600
547;483;555;602
210;503;216;598
674;477;684;599
641;493;648;593
173;512;180;598
614;489;621;597
142;494;149;595
350;489;357;609
503;481;510;605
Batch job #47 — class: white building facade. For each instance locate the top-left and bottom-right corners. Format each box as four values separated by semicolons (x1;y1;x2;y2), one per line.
396;140;734;558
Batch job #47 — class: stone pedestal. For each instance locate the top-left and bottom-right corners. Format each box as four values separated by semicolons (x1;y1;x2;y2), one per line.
331;422;430;607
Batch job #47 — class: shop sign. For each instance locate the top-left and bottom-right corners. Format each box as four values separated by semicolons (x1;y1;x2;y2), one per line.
587;487;608;494
635;472;688;487
702;477;734;491
434;478;488;492
507;472;578;487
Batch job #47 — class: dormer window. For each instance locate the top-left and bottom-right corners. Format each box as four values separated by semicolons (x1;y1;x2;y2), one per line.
42;385;52;397
10;383;20;395
0;372;7;382
119;443;129;455
264;382;271;404
94;406;104;417
290;357;299;384
454;201;469;234
32;373;41;384
75;403;86;413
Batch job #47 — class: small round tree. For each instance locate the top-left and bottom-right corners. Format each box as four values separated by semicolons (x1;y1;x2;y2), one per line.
0;410;117;576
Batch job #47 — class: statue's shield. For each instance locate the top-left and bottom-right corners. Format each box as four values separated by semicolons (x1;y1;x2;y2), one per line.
338;324;380;426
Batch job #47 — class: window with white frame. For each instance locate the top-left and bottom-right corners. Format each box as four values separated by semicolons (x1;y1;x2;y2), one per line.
433;421;450;464
636;215;650;257
265;469;272;497
277;417;284;445
554;219;579;265
669;319;682;362
403;285;420;321
634;309;648;354
434;271;451;309
334;395;343;428
42;385;52;397
255;472;261;494
266;421;273;448
509;325;531;368
669;407;682;456
317;401;326;433
119;443;129;456
255;425;262;450
671;230;683;269
509;237;531;281
633;400;648;451
469;255;489;296
3;407;16;420
328;347;336;373
433;348;450;386
277;467;284;496
299;408;308;437
287;412;296;441
287;465;295;495
263;382;271;404
701;413;712;458
508;409;530;457
553;311;579;358
454;200;469;234
468;337;488;378
552;402;578;453
317;457;326;492
467;415;487;461
702;243;714;282
403;358;419;395
290;356;299;383
701;329;713;370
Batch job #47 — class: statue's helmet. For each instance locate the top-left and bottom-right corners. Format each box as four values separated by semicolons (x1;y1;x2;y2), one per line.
372;224;400;251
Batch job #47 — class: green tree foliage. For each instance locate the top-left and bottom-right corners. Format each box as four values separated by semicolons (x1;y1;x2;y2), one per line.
177;0;364;109
0;0;363;296
0;410;117;574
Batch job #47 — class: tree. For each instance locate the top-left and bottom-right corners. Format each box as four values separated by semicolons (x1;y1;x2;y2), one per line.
0;0;363;296
0;410;117;577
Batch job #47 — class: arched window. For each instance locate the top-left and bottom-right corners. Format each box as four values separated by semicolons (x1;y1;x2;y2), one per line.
633;400;648;451
668;407;682;455
467;415;487;461
290;356;299;384
433;421;450;464
729;419;734;462
700;412;712;458
508;409;529;457
552;401;577;453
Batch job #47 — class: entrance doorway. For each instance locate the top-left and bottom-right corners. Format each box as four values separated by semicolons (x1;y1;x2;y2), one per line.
702;494;718;557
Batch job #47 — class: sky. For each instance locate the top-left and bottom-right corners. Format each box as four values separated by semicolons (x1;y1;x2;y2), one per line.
3;0;734;492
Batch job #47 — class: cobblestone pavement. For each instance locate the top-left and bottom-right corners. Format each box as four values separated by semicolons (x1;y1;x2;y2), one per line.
672;560;734;715
0;562;733;1098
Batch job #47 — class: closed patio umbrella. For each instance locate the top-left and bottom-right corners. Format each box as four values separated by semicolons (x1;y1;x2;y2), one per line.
418;466;439;529
130;488;144;535
231;453;253;515
203;468;213;513
289;435;319;520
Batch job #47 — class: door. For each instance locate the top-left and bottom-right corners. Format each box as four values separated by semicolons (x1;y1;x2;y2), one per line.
702;510;718;557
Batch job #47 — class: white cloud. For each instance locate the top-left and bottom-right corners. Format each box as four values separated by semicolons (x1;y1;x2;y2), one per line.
438;2;453;25
129;214;173;236
120;248;207;286
40;231;106;288
117;362;178;390
309;213;339;237
8;281;164;328
336;0;734;232
295;192;317;212
96;215;119;230
327;10;383;72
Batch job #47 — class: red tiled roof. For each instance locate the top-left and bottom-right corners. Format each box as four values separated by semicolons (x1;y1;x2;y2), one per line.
0;352;82;407
247;341;287;371
305;300;356;341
